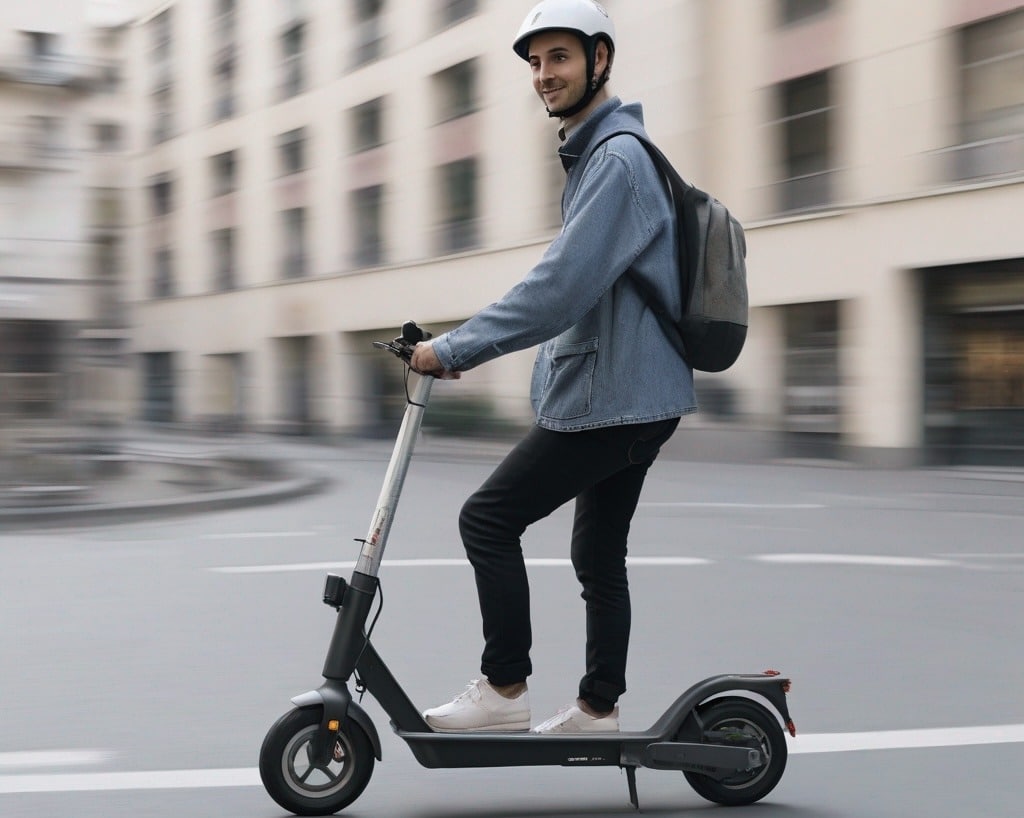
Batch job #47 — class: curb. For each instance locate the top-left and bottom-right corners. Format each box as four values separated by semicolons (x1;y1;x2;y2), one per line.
0;472;331;529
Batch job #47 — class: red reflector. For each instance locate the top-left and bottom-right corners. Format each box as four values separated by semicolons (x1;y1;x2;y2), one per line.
763;669;781;677
786;720;797;738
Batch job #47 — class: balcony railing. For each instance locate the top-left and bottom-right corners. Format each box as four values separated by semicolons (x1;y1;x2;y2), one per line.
0;54;98;89
772;168;837;214
934;133;1024;184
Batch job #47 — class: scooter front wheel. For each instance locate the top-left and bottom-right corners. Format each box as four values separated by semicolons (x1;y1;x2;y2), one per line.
681;698;787;806
259;706;374;816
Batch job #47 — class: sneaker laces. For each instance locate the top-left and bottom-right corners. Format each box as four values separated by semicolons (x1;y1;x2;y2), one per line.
451;679;483;704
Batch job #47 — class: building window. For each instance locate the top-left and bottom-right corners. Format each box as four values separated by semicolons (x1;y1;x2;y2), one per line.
438;158;478;254
24;31;59;59
351;185;384;267
93;121;122;152
153;247;174;298
280;22;305;99
211;16;237;123
150;10;174;143
93;236;123;326
773;69;835;213
433;59;478;122
150;174;174;217
779;0;832;25
783;300;841;454
143;351;176;423
353;0;385;67
29;116;64;157
281;208;307;278
91;187;123;228
212;70;236;122
277;127;307;175
952;9;1024;181
211;228;237;291
152;87;174;144
350;97;385;152
210;150;238;197
438;0;478;28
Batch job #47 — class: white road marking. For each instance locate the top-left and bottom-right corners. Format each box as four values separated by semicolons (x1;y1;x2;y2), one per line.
211;556;712;574
936;553;1024;559
200;531;318;540
0;751;114;770
3;724;1023;794
640;502;825;509
0;767;259;794
754;554;956;567
789;723;1024;754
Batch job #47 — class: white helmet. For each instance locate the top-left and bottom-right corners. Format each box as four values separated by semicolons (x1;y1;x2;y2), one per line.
512;0;616;62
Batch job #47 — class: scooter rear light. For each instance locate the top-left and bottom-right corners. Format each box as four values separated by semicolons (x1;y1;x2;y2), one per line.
786;720;797;737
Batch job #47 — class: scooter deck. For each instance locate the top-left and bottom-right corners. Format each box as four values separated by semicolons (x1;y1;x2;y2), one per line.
392;725;759;773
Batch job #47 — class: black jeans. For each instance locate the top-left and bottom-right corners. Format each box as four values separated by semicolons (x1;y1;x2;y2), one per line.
458;417;679;713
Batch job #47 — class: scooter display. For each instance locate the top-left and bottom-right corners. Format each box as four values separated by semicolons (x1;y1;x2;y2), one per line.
259;322;797;816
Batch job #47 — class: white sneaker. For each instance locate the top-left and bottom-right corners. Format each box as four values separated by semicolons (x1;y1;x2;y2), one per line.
423;679;530;732
533;703;620;734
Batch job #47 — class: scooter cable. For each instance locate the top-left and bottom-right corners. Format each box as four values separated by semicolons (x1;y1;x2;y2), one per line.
352;578;384;702
403;366;426;408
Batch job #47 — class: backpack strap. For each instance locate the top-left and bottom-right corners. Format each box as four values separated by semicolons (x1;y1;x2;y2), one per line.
589;130;691;360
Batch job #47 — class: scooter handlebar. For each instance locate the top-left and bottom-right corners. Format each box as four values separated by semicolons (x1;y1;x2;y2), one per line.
373;321;432;364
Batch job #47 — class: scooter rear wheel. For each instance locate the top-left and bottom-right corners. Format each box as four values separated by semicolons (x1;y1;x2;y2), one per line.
681;698;787;806
259;706;374;816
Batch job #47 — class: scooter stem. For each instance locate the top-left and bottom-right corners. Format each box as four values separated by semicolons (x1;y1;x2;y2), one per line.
355;373;433;577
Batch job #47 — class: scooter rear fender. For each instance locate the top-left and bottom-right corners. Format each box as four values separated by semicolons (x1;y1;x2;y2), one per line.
647;673;795;739
291;681;383;762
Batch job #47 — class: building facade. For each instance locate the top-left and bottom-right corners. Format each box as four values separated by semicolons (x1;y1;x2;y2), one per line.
0;1;132;428
123;0;1024;465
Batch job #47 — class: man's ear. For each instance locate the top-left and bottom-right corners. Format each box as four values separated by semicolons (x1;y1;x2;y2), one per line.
594;40;612;78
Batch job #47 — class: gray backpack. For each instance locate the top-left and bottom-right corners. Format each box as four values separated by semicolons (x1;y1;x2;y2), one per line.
597;131;749;373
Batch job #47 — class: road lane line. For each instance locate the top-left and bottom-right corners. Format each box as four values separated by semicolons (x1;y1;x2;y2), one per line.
754;554;956;567
3;725;1024;794
0;767;259;794
200;531;318;540
789;723;1024;754
0;751;114;770
640;502;825;509
211;556;712;574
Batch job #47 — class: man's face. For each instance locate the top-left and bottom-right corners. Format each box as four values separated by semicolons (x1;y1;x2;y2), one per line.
527;30;588;114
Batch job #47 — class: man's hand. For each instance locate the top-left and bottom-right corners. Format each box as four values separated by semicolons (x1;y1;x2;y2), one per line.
410;341;461;380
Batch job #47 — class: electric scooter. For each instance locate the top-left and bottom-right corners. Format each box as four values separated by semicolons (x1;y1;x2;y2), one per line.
259;322;796;816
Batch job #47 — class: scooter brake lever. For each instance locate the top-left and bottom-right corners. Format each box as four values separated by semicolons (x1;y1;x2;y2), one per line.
371;340;413;362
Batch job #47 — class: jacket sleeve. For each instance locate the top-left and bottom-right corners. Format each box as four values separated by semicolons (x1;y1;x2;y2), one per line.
433;140;663;372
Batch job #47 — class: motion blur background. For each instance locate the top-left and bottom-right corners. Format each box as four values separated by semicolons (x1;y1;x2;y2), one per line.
2;0;1023;483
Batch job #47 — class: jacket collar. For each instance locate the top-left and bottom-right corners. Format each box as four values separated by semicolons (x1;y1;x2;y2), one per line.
557;97;623;171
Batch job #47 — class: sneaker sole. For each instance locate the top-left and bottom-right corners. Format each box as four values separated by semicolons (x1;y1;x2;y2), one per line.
426;721;531;733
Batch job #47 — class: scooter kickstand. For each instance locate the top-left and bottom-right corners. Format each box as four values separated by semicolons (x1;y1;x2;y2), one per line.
624;765;640;811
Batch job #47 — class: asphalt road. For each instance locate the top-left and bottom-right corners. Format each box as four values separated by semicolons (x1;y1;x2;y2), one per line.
2;438;1023;817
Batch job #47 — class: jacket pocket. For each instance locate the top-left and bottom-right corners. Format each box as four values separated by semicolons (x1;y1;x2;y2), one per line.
539;337;599;420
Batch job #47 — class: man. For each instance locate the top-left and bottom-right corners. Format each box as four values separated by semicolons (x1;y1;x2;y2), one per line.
411;0;695;734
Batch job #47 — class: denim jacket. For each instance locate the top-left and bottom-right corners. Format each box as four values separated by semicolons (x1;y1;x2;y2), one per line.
432;97;696;431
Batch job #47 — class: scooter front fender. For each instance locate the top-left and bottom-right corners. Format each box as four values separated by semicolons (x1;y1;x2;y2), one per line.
291;682;382;762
